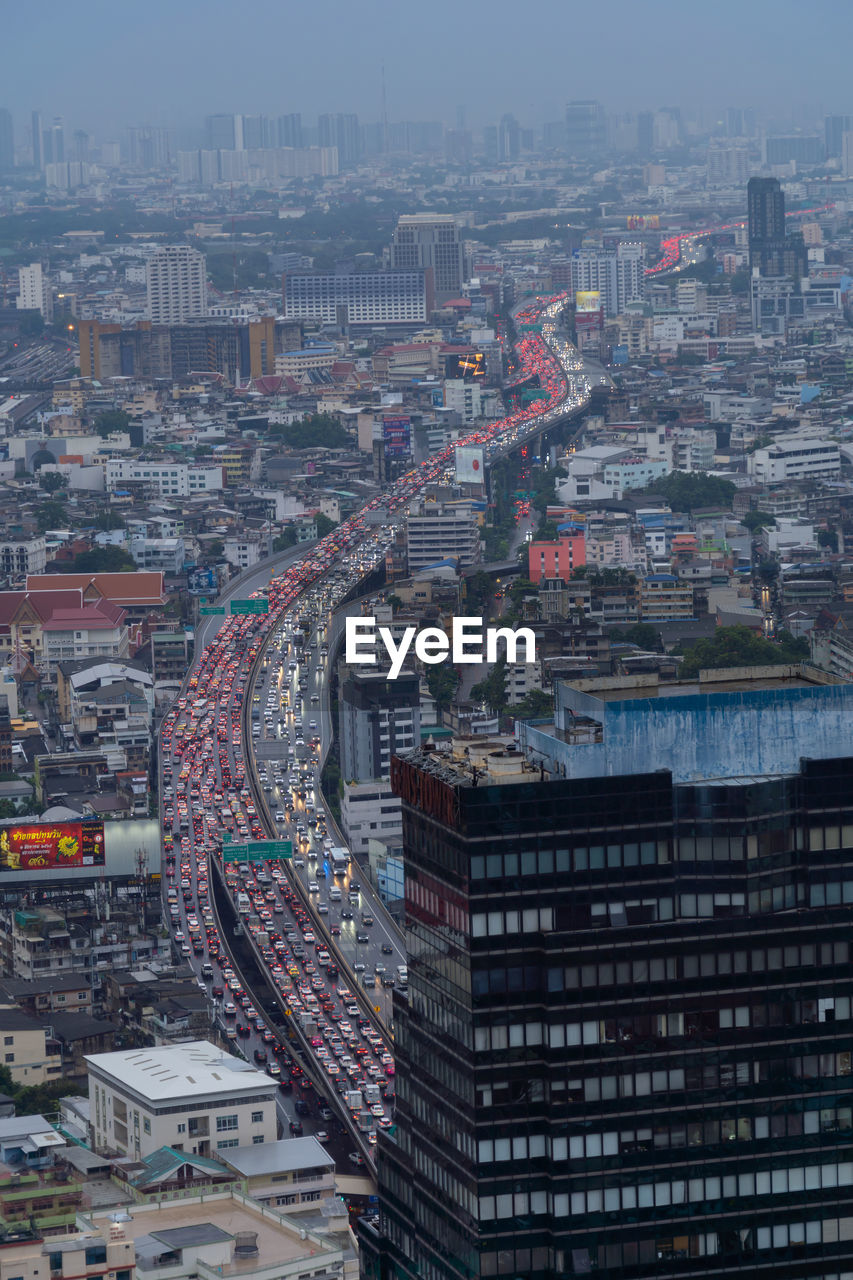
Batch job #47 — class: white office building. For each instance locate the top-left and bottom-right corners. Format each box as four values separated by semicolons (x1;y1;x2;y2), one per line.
748;434;841;485
146;245;207;324
105;459;224;497
406;500;481;572
282;269;430;326
86;1040;278;1160
571;242;645;318
0;536;47;578
16;263;53;320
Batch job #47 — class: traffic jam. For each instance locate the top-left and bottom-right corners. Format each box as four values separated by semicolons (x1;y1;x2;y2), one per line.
158;291;584;1161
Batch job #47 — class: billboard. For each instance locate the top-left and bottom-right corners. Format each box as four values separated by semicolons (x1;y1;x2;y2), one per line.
456;445;485;485
626;214;660;230
445;352;486;380
0;820;106;872
575;290;601;313
383;416;411;459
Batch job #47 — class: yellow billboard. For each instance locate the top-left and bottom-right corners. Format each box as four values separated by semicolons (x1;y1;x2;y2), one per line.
575;291;601;313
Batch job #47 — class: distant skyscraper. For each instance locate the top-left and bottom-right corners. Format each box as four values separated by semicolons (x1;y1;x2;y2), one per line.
318;113;360;166
747;177;807;280
43;117;64;166
72;130;90;164
390;213;464;300
127;126;172;170
277;113;303;148
825;114;852;159
240;115;271;149
146;245;207;324
31;110;43;169
565;99;606;156
636;111;654;157
340;670;420;784
498;114;520;162
571;242;645;318
0;109;13;172
205;114;237;151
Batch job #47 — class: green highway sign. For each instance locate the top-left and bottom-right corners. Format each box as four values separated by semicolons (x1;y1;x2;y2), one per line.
224;839;292;863
231;598;269;615
200;605;226;616
222;833;233;844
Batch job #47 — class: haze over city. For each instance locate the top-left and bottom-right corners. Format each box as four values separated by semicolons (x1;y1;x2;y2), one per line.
5;0;853;131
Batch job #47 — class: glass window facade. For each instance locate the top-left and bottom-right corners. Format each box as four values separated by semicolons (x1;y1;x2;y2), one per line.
362;754;853;1280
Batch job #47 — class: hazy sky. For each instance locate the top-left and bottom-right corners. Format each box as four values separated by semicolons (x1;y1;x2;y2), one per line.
5;0;852;136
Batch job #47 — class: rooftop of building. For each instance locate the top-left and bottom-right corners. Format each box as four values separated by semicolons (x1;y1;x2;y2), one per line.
84;1041;277;1101
219;1137;333;1179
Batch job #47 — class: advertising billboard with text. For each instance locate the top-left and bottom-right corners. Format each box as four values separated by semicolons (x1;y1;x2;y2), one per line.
383;417;411;458
0;821;106;872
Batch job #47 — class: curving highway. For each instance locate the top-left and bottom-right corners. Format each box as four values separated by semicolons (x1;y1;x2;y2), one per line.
157;291;590;1176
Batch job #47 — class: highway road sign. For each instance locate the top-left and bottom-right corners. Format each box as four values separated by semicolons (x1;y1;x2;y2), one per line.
200;605;226;615
222;833;233;844
231;598;269;615
225;839;292;862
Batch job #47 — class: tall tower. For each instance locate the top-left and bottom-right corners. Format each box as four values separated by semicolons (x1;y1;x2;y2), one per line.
0;110;13;173
146;245;207;324
390;213;464;300
31;110;43;169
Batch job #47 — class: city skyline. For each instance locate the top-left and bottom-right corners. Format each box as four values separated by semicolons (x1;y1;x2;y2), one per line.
4;0;853;135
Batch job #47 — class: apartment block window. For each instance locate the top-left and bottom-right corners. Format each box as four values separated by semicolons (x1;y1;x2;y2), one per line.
251;1110;264;1123
217;1138;239;1149
216;1114;239;1132
4;1054;13;1064
3;1037;12;1046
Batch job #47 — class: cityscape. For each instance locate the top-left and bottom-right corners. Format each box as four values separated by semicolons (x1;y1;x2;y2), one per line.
2;4;853;1280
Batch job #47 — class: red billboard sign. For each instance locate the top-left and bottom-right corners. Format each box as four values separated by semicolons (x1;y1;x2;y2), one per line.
0;821;106;872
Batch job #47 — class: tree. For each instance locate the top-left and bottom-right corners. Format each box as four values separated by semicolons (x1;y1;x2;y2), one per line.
272;528;298;552
510;688;554;720
426;664;460;713
639;471;736;513
386;594;403;615
741;510;776;532
208;540;224;558
271;414;351;450
677;625;809;679
466;571;496;612
94;409;130;439
17;310;45;339
36;500;68;532
471;657;508;714
818;528;839;552
609;623;663;652
39;471;67;494
66;545;136;573
93;509;126;531
315;512;338;539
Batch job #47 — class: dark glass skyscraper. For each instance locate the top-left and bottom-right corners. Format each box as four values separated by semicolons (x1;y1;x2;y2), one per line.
747;177;807;279
363;668;853;1280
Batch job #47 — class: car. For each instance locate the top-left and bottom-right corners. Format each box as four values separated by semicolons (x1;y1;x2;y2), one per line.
341;909;353;920
254;1049;268;1064
356;933;369;944
381;944;394;955
353;962;366;973
349;1152;366;1166
289;1121;304;1136
315;1130;330;1143
294;1098;310;1116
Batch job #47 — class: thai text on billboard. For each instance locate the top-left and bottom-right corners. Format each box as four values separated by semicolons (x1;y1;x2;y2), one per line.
0;821;106;872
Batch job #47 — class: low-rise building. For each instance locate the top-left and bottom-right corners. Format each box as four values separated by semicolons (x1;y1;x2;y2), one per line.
86;1040;278;1160
219;1137;336;1211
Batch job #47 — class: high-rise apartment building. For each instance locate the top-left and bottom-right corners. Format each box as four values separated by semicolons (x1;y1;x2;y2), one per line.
0;110;13;172
146;245;207;325
364;666;853;1280
205;113;238;151
405;500;481;571
391;214;464;300
277;113;303;148
16;263;52;320
126;125;172;169
318;112;361;166
31;110;42;169
571;242;645;318
565;100;606;156
42;117;64;165
747;177;807;279
282;268;432;326
340;670;420;784
825;115;852;159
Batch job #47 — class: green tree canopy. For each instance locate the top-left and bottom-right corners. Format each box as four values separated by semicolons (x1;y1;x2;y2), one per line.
741;510;776;531
509;688;554;720
36;500;68;532
315;512;338;539
471;657;508;714
272;528;298;552
39;471;67;494
94;409;131;439
426;665;459;713
271;414;351;450
639;471;736;513
17;310;45;339
609;622;663;651
677;625;808;679
93;509;126;531
64;545;137;573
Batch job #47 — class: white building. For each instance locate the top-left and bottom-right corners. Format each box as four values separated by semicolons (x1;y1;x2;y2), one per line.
406;500;481;571
283;269;430;326
444;379;497;423
16;263;53;320
0;536;46;578
128;535;186;574
146;245;207;324
86;1040;278;1160
104;459;224;497
342;779;402;855
748;435;841;485
571;242;645;318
